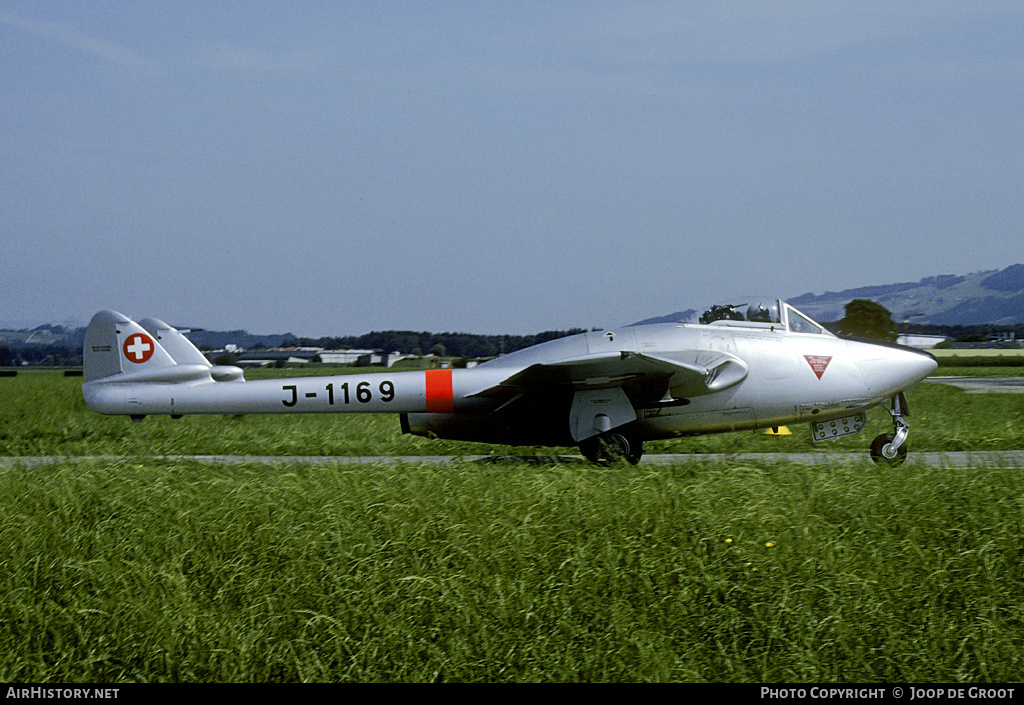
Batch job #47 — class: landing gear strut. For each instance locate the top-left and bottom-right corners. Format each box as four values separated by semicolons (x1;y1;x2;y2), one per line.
579;431;644;465
870;392;910;466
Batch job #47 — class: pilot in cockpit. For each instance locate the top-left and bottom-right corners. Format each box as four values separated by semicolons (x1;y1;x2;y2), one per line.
699;304;746;324
747;302;774;323
699;300;780;325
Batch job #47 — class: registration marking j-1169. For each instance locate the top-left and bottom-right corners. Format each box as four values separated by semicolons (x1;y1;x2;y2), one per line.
282;380;396;407
279;369;454;412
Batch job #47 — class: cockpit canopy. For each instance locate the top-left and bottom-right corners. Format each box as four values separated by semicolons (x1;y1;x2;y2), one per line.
696;299;780;325
686;298;829;335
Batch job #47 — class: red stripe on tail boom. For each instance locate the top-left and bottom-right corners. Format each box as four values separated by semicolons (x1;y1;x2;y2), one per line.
424;369;454;412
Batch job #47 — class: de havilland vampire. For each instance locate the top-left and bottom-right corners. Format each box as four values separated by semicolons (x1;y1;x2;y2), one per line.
81;299;937;465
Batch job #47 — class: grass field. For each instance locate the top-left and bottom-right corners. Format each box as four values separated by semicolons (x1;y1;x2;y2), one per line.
3;457;1024;682
2;370;1024;682
932;349;1024;357
931;348;1024;374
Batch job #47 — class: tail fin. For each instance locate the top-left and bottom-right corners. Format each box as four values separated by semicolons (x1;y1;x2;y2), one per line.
83;310;179;382
139;317;213;367
138;317;244;382
83;310;244;384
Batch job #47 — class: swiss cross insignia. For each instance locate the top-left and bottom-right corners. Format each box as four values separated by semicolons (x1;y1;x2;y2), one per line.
123;333;155;364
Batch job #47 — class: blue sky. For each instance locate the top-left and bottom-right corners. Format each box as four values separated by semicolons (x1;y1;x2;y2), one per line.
3;2;1023;335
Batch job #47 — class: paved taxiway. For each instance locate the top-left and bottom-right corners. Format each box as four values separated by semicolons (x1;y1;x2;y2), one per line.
925;376;1024;393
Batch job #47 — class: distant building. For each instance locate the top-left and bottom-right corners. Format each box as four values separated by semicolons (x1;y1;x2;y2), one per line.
318;350;381;365
896;334;948;349
230;347;411;367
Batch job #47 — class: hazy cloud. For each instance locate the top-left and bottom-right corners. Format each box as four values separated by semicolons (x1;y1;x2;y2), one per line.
0;8;164;76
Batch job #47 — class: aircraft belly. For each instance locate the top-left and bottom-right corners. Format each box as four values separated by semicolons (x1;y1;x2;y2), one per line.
639;407;756;437
638;387;758;437
404;401;575;447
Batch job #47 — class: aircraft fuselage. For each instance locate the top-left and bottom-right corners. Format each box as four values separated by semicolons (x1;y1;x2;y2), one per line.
81;300;938;464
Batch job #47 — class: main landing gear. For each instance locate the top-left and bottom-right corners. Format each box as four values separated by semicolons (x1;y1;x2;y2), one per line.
870;392;911;466
579;431;644;465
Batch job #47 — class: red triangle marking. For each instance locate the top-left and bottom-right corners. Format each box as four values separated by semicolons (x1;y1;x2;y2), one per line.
804;355;833;380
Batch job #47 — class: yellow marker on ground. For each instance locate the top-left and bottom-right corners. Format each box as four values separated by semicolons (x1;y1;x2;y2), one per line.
765;426;792;435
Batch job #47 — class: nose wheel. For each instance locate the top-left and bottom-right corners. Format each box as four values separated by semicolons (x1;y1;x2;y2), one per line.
870;392;910;466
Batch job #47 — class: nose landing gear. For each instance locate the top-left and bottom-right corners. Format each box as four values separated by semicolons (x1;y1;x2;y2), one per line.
870;392;910;466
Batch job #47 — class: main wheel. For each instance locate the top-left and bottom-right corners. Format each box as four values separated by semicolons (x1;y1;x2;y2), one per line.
579;432;643;465
870;433;908;466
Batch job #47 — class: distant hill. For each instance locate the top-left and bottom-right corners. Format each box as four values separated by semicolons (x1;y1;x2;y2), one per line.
635;264;1024;327
788;264;1024;325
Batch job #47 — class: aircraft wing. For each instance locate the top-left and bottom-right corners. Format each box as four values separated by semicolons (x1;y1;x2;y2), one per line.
473;350;748;400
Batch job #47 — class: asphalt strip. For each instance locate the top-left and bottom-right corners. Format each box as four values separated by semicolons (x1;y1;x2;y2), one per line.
3;452;1024;468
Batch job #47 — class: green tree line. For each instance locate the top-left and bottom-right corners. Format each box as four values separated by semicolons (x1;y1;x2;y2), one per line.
0;344;83;368
284;328;591;360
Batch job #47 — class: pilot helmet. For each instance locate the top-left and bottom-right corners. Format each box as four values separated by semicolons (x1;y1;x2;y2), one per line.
746;301;777;323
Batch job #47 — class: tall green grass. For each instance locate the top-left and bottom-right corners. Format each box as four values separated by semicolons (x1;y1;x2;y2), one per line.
2;458;1023;682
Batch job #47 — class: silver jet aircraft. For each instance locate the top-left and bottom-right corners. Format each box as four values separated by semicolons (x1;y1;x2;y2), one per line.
81;298;937;464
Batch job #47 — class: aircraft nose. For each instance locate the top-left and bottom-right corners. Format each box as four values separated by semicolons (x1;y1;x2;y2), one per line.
851;338;938;396
895;345;939;385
